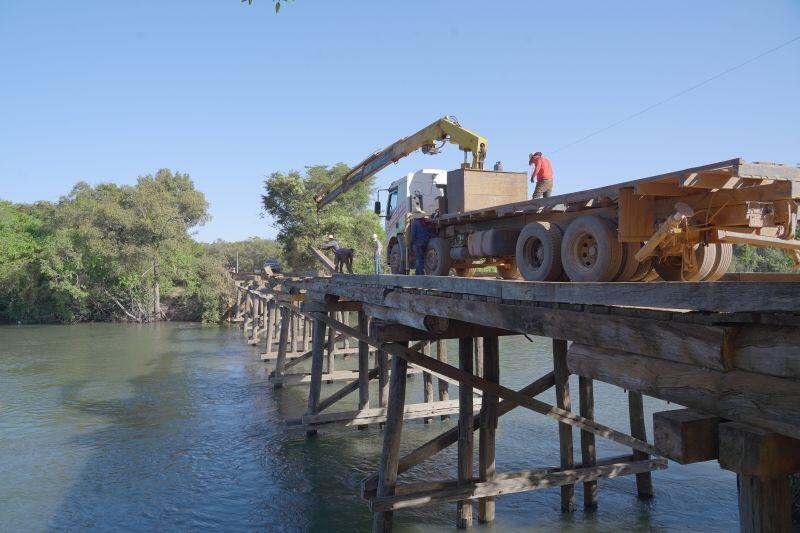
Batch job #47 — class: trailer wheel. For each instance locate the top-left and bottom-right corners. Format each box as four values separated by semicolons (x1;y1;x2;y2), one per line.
704;243;733;281
561;215;623;282
424;238;452;276
515;222;563;281
654;244;717;281
454;267;476;278
629;256;654;282
497;259;522;280
615;242;643;282
389;240;404;274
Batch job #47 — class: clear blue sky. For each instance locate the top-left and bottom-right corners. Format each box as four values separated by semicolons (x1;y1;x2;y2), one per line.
1;1;798;242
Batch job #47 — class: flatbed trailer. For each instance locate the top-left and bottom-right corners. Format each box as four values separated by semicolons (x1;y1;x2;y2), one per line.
410;159;800;282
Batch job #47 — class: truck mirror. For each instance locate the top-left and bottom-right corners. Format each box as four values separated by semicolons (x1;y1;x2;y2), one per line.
374;201;381;215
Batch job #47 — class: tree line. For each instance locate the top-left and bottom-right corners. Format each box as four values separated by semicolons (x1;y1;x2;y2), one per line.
0;170;281;324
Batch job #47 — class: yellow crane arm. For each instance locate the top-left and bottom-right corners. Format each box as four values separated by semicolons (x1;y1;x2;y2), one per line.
313;116;488;211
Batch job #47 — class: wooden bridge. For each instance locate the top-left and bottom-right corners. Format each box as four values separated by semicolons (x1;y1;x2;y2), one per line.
232;273;800;532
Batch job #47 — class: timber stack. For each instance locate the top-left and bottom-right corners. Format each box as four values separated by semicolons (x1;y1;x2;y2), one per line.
234;272;800;532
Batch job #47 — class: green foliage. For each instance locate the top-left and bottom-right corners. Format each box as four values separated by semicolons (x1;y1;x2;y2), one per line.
0;171;239;324
261;164;383;273
730;227;800;273
242;0;287;13
205;237;282;273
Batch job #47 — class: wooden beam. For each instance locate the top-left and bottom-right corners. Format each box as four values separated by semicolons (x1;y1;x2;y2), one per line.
457;337;474;529
364;303;450;334
303;300;363;313
567;343;800;440
478;336;500;523
737;474;792;533
579;377;598;509
373;343;409;532
293;399;481;429
628;391;653;497
305;315;327;437
553;339;575;511
369;458;668;512
369;320;514;343
272;306;291;387
358;311;370;418
653;409;723;464
718;422;800;478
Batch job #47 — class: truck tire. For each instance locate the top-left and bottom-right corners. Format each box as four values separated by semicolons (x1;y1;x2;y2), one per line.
425;238;452;276
561;215;623;282
389;240;404;274
515;222;563;281
629;256;654;282
704;243;733;281
497;259;522;280
654;244;717;281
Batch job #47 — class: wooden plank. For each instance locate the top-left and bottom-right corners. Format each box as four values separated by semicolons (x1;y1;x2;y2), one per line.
297;399;481;428
303;300;363;313
317;369;380;414
553;339;575;511
373;343;409;532
457;337;474;529
579;377;597;509
479;336;500;523
369;320;514;343
567;343;800;440
737;161;800;180
718;422;800;478
733;325;800;380
653;409;724;464
369;458;668;512
358;311;370;415
628;391;653;497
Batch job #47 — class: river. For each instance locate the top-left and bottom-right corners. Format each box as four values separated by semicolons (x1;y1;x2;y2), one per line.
0;323;739;532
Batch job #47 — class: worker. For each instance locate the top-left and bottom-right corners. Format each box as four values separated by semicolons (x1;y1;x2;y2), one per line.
410;210;433;275
493;161;504;171
529;151;554;199
320;234;354;273
372;233;383;275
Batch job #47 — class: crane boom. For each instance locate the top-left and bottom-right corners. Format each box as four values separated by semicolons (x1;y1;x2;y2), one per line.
313;116;487;211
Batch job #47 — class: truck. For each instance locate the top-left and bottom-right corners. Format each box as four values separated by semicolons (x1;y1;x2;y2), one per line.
316;117;800;282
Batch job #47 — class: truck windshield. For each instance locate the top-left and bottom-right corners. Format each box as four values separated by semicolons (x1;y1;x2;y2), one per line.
386;188;398;218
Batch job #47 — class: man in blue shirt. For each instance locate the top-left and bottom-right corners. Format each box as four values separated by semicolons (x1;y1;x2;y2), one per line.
410;214;432;275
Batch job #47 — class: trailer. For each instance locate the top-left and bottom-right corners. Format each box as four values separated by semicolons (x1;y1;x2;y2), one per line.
397;159;800;282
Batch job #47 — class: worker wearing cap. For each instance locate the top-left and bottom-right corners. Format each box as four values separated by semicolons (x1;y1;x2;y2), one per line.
529;152;554;199
372;233;383;275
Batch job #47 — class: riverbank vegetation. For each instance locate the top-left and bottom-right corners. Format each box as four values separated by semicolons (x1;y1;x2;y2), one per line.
0;170;276;324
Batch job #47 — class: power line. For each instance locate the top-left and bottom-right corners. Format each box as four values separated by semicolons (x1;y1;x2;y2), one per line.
550;34;800;155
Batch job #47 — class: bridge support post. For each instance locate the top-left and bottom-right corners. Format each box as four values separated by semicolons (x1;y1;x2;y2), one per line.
553;338;576;511
437;340;450;421
456;337;474;529
273;305;291;388
306;314;327;438
478;335;499;523
628;391;654;498
579;376;598;509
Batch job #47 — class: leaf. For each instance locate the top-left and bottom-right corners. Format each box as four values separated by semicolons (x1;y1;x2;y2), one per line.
275;1;281;13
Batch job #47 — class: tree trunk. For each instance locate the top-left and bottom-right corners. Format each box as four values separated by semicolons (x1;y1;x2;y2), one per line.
153;253;161;321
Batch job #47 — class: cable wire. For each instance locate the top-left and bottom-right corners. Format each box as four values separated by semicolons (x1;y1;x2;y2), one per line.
550;34;800;155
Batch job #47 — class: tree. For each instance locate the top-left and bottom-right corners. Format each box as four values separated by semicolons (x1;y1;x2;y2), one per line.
206;237;283;273
261;164;383;273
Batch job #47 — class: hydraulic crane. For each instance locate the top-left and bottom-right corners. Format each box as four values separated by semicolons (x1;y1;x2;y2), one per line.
313;116;487;211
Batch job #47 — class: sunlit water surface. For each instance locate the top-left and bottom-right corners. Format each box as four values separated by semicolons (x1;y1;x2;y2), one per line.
0;323;738;531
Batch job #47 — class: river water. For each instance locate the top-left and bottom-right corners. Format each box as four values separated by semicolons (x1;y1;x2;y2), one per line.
0;323;739;532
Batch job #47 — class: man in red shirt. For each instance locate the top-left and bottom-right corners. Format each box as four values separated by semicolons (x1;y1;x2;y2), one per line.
529;151;554;199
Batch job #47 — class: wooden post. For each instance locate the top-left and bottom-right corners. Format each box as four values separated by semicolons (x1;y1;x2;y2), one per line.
423;342;433;424
579;376;598;509
306;315;327;438
738;475;791;532
249;298;262;342
553;338;576;511
378;349;389;408
289;311;297;353
474;337;484;377
264;299;276;356
358;311;370;414
373;343;409;533
437;339;450;421
243;292;253;333
478;336;499;523
233;287;243;321
628;391;654;497
273;305;291;388
456;337;474;529
326;312;336;375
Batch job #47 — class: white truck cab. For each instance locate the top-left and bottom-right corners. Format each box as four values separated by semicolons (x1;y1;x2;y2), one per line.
382;169;447;273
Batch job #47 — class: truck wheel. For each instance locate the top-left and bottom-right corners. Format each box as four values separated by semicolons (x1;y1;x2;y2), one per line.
704;243;732;281
454;268;476;278
389;241;404;274
629;256;653;282
497;259;522;280
654;244;717;281
515;222;563;281
561;215;622;282
425;238;452;276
